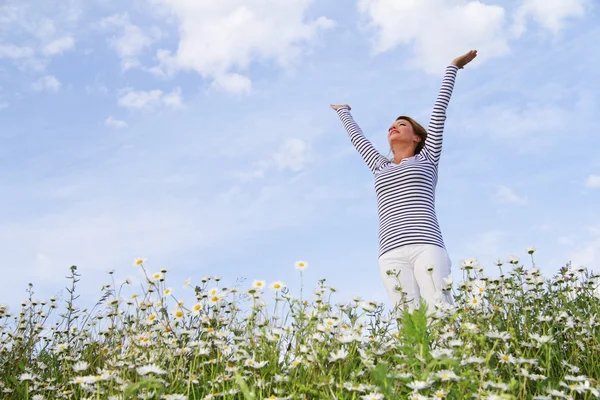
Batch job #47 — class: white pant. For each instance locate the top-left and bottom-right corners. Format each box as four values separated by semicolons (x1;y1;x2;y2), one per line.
378;244;452;311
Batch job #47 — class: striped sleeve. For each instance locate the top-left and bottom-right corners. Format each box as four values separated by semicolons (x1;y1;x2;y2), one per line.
336;108;388;175
421;65;459;167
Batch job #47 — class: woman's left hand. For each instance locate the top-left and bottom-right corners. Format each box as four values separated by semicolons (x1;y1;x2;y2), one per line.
451;50;478;69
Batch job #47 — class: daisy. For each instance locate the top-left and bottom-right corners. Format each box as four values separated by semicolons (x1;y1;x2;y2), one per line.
270;281;286;291
360;393;384;400
252;280;266;290
164;288;173;297
406;380;430;391
18;373;34;382
173;308;185;320
133;258;147;266
436;370;459;382
295;260;308;271
191;303;202;315
329;348;349;362
72;361;89;372
151;272;164;281
137;364;166;375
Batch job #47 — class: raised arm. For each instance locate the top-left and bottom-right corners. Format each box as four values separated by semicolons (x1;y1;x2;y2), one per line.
421;49;477;167
332;105;388;175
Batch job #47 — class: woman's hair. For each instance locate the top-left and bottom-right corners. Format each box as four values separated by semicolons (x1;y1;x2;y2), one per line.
392;116;428;156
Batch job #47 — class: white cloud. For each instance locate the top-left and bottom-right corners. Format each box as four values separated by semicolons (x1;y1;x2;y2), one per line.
117;87;183;110
585;175;600;188
209;73;252;95
105;116;128;129
42;36;75;56
273;138;312;172
98;13;161;70
162;87;183;108
512;0;589;36
0;44;35;59
457;101;574;154
150;0;334;93
496;185;527;205
32;75;61;92
232;138;313;181
357;0;509;73
358;0;590;74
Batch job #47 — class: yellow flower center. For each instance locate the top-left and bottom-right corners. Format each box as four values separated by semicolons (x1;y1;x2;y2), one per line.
176;311;183;318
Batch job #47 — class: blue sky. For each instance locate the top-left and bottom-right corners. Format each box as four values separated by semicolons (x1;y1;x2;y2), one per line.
1;0;599;310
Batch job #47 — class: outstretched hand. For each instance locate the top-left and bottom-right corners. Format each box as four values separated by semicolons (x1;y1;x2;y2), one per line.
330;104;351;111
451;50;477;69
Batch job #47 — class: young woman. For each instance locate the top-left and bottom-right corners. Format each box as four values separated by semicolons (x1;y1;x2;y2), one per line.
331;50;477;311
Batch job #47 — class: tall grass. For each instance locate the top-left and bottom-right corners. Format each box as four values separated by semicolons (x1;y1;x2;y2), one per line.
0;252;599;399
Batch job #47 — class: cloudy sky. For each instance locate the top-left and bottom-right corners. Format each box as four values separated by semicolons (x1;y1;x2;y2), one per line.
1;0;598;309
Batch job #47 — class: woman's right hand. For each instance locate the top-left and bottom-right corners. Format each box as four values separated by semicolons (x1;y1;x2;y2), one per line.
330;104;351;111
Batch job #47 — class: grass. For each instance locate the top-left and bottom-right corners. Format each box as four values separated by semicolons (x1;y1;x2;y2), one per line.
0;252;599;400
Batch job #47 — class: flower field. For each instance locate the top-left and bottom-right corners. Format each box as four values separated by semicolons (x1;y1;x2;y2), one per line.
1;251;599;400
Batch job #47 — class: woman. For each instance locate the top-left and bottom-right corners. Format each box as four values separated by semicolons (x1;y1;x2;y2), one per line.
331;50;477;311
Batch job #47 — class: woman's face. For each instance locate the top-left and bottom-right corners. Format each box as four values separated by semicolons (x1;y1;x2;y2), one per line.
388;118;418;147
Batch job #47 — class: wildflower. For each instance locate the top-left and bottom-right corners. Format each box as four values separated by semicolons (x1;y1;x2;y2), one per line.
151;272;164;281
486;331;511;341
433;389;446;399
54;343;67;354
72;361;89;372
508;255;519;264
270;281;286;291
546;388;571;398
497;352;516;364
436;370;459;382
164;395;187;400
460;258;478;270
295;260;308;271
359;301;376;312
244;359;268;369
329;348;349;362
406;380;431;391
173;308;185;320
461;356;485;365
361;393;384;400
164;288;173;296
252;280;266;290
137;364;166;375
430;348;453;359
133;258;147;266
191;303;202;315
470;279;486;296
530;333;555;345
18;373;34;381
527;246;536;255
484;381;510;391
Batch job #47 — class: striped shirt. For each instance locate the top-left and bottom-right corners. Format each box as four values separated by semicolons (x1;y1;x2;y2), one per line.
336;65;459;259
